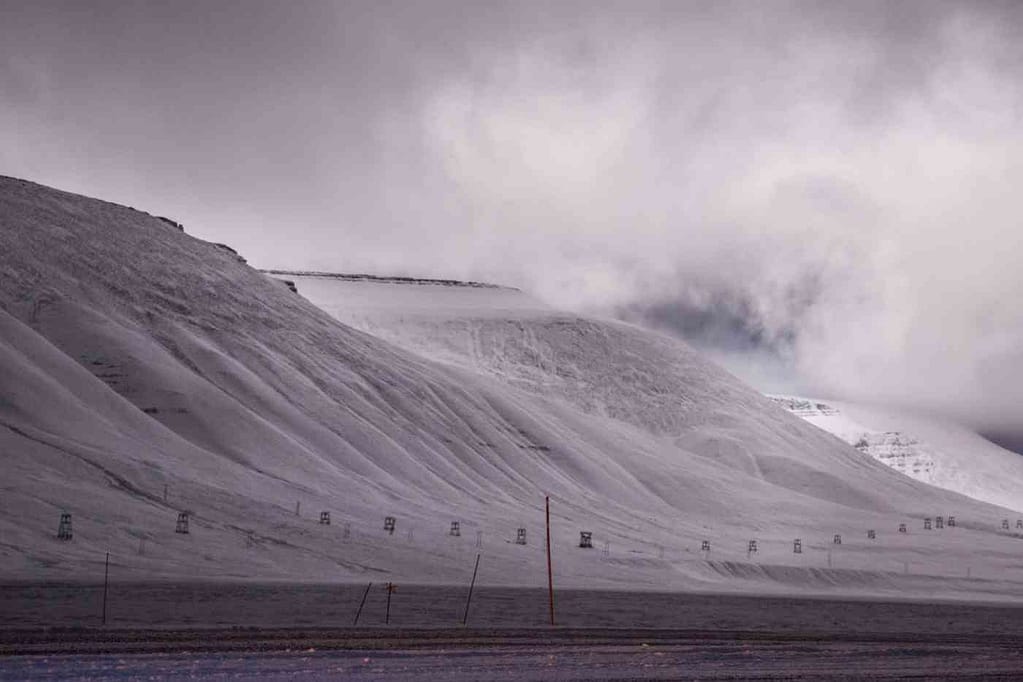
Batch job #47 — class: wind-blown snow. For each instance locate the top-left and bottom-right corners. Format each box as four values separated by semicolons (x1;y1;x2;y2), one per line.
2;175;1022;601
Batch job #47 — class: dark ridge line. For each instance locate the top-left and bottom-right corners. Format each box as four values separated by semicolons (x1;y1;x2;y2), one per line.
261;269;518;291
1;176;502;289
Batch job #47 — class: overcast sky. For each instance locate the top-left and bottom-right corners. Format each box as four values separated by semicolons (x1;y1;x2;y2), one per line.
2;0;1022;438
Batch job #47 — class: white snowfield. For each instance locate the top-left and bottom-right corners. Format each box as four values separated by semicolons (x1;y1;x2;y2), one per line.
769;396;1023;513
2;175;1022;603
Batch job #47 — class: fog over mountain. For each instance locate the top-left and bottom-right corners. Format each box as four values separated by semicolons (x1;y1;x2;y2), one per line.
2;0;1022;439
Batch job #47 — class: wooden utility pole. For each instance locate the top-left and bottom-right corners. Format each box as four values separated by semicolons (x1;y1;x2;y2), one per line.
546;495;555;626
463;553;481;625
102;552;110;625
353;582;372;626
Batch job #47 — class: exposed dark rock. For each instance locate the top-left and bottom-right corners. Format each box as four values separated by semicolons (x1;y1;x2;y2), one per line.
259;269;514;290
156;216;184;231
212;242;247;264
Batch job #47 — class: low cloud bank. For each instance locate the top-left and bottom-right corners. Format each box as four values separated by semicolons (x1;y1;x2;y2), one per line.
2;1;1022;437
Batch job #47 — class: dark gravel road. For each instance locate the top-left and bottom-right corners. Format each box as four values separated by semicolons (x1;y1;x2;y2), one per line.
3;584;1023;680
3;637;1022;681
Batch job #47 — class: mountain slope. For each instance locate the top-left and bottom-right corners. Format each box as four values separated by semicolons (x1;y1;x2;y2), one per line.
1;175;1021;599
287;275;914;510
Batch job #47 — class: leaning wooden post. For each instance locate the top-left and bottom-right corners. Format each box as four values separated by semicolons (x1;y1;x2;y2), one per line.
102;552;110;625
462;553;481;625
353;582;372;626
385;582;393;625
546;495;555;626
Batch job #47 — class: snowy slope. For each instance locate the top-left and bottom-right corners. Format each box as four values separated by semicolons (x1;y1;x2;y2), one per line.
769;396;1023;513
2;175;1022;601
273;271;1023;595
287;275;910;509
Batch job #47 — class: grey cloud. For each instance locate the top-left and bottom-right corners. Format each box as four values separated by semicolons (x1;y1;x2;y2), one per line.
2;1;1023;437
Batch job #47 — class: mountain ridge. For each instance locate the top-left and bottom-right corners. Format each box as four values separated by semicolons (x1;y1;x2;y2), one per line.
262;269;516;291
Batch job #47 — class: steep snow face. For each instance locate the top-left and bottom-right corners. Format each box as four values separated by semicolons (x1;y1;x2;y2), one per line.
769;396;1023;512
290;275;907;508
279;273;1023;584
2;175;1022;600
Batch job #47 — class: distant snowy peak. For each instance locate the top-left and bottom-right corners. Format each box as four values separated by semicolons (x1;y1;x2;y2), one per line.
768;395;1021;511
768;395;936;481
262;269;516;290
850;431;935;480
768;395;930;469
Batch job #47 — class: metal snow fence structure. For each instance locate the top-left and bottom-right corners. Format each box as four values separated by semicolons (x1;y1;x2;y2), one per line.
34;479;1023;625
48;495;1013;614
56;512;72;541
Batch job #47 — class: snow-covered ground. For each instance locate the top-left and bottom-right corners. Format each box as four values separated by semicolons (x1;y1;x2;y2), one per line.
769;396;1023;513
2;175;1023;602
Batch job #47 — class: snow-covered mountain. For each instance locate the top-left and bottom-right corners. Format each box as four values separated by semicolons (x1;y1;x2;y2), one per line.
274;270;1023;595
2;175;1022;601
769;396;1023;513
